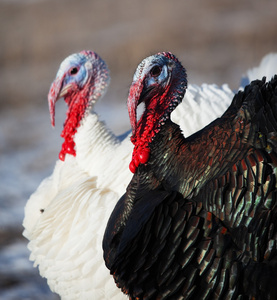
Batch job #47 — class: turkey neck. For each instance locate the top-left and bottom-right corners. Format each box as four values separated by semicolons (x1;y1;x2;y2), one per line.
74;112;120;168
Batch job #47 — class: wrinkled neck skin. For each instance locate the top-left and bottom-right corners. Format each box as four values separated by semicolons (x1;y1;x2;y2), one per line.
60;88;92;161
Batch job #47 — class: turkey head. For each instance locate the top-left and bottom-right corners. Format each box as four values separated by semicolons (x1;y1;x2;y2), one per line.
48;51;110;161
127;52;187;173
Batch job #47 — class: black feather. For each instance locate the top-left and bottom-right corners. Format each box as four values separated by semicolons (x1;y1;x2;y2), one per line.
103;65;277;299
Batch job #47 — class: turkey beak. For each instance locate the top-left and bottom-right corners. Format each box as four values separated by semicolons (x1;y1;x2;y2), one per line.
127;78;145;135
48;75;68;128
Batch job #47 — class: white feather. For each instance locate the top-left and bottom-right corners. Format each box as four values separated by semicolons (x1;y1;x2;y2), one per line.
240;52;277;88
171;83;234;136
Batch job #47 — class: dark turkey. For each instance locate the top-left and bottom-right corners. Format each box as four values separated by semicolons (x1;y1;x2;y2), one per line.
103;52;277;299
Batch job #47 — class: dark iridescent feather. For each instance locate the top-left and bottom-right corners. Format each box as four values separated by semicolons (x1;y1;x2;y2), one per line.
103;52;277;299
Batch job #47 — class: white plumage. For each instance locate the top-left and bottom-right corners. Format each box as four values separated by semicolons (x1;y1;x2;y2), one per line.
23;51;277;299
240;52;277;88
171;83;233;136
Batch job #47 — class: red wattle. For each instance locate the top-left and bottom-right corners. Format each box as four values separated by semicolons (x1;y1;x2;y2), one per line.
139;149;150;164
133;155;140;167
129;160;137;173
59;151;65;161
66;141;76;155
58;92;88;161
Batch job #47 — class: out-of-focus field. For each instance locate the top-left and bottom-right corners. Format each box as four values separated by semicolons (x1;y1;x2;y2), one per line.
1;0;277;111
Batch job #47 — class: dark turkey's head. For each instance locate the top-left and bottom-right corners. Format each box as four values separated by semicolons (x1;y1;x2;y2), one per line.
47;51;110;161
127;52;187;173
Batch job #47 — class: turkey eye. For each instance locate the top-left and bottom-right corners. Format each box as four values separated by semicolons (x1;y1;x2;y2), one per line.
70;67;79;75
150;66;162;77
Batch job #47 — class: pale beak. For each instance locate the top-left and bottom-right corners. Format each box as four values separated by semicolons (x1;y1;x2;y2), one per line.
127;78;144;135
47;75;72;127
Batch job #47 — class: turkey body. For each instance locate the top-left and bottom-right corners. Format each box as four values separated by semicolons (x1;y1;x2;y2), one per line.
23;51;237;299
23;51;131;300
103;52;277;299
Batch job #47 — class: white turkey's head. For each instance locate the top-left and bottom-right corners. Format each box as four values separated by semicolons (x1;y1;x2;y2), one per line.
127;52;187;173
47;51;110;161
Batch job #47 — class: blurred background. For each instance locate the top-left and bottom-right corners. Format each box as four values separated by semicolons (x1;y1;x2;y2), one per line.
0;0;277;298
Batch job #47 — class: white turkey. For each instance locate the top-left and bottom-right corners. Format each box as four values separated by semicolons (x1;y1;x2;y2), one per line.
23;51;276;299
23;51;131;300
